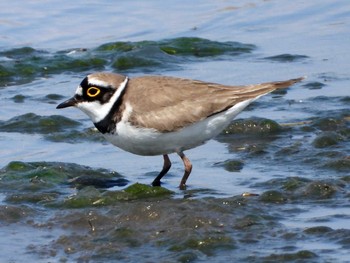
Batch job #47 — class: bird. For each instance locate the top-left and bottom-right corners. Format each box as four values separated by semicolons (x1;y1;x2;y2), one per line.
57;72;303;189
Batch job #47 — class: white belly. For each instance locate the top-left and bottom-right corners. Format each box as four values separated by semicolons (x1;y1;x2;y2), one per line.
102;99;254;156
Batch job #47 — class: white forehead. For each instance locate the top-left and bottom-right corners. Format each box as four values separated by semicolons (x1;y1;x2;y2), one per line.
75;86;83;96
88;76;109;87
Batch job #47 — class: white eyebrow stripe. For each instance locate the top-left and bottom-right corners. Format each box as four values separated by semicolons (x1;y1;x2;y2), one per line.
87;78;110;88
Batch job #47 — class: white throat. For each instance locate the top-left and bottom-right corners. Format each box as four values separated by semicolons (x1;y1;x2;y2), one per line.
76;77;129;123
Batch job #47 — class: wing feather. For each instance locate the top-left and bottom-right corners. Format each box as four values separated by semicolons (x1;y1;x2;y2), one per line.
123;76;303;132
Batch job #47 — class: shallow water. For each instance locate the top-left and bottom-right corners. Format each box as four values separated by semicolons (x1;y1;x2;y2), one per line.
1;0;350;262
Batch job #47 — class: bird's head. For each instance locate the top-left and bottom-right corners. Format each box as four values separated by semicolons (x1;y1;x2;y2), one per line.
56;72;128;123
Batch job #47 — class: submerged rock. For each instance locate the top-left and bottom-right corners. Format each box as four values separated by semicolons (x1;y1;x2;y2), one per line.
259;190;287;203
222;118;283;135
302;81;326;90
0;161;126;207
214;159;244;172
0;37;256;86
324;157;350;172
263;53;309;62
0;113;80;134
263;250;318;261
312;132;343;148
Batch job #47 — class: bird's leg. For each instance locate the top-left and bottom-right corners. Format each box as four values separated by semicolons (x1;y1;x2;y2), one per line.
152;154;172;186
178;152;192;190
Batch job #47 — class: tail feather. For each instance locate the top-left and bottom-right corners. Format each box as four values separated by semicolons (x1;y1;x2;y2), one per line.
230;76;305;103
269;77;305;90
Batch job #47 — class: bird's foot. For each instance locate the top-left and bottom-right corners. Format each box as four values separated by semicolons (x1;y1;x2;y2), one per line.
179;183;187;190
152;180;161;187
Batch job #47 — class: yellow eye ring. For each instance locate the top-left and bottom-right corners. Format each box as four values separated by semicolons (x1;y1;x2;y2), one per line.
87;87;101;97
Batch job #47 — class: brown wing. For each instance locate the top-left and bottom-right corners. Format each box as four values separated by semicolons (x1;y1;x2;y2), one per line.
124;76;303;132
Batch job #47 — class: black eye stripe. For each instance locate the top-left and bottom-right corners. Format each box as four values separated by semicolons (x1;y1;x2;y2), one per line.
80;76;89;89
79;76;115;102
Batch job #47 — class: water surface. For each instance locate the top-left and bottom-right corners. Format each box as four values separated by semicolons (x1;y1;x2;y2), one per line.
0;0;349;262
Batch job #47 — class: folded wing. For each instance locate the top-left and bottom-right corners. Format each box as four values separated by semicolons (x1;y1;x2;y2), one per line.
124;76;303;132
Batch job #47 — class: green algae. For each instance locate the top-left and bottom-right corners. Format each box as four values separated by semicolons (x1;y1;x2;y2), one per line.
44;128;106;144
300;181;337;199
264;53;309;62
123;183;173;197
282;177;311;191
97;41;135;52
0;111;102;144
0;37;255;86
324;158;350;172
11;94;27;103
0;161;126;207
61;183;173;208
256;176;341;201
44;94;65;101
233;214;263;229
98;37;255;57
0;113;81;134
159;37;255;57
312;117;345;131
1;161;120;185
0;46;39;57
214;159;244;172
259;190;287;203
0;205;34;224
263;250;317;261
302;81;326;90
312;132;343;148
169;235;235;256
112;55;160;70
222;118;283;135
304;226;333;235
101;183;173;203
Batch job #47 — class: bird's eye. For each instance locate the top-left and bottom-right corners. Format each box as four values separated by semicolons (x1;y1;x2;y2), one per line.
87;87;101;97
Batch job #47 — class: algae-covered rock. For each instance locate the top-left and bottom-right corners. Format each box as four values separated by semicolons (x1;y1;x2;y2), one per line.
263;54;309;62
223;118;283;135
259;190;286;203
11;94;27;103
0;38;256;86
61;183;173;208
324;157;350;172
98;37;255;57
302;81;326;90
112;55;160;70
104;183;173;202
263;250;317;261
282;177;310;191
312;117;344;131
169;235;235;256
300;181;337;199
214;159;244;172
44;128;106;144
159;37;255;57
0;205;34;224
312;132;343;148
0;113;81;134
0;161;126;207
304;226;333;235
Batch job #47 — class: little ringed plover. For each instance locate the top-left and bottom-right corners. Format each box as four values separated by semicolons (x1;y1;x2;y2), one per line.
57;72;303;189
